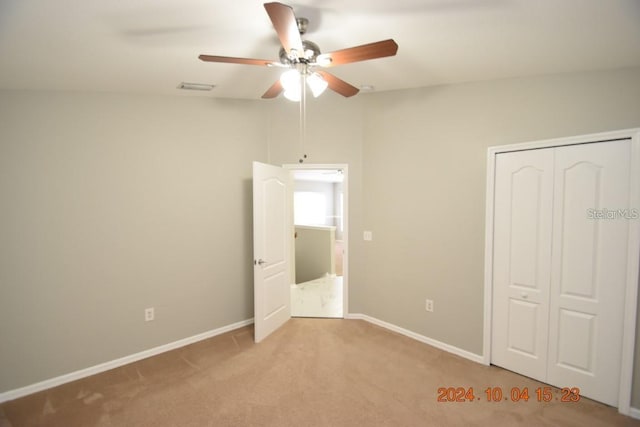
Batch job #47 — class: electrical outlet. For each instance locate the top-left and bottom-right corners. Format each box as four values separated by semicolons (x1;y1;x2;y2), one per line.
145;307;155;322
363;231;373;241
425;299;434;313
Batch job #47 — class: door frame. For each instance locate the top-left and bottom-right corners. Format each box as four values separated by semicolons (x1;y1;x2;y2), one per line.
284;163;349;317
482;128;640;415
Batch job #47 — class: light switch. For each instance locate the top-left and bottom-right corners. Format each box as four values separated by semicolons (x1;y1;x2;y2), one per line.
363;231;373;241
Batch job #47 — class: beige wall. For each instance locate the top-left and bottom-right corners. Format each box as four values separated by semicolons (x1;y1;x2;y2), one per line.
0;91;267;392
3;67;640;407
294;226;335;283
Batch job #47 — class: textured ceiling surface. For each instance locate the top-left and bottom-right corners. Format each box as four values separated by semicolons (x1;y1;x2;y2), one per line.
1;0;639;99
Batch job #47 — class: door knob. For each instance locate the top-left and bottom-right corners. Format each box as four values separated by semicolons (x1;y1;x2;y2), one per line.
255;259;267;266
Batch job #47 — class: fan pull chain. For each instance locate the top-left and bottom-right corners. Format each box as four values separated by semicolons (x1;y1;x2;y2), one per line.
299;71;307;163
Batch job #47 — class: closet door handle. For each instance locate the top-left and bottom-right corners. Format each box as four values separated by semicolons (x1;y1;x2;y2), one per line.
255;259;267;266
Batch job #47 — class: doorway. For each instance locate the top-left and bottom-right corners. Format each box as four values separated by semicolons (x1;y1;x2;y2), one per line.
287;164;348;318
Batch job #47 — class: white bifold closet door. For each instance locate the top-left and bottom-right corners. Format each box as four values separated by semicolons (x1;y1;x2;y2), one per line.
491;139;631;407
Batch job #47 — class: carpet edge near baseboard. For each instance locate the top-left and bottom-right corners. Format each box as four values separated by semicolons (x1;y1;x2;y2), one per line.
345;313;485;364
0;318;254;404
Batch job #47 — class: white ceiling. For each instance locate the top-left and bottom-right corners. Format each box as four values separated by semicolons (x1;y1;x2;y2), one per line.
1;0;639;100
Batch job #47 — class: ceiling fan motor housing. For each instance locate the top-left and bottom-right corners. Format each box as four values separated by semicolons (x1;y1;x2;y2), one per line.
296;17;309;35
279;40;321;65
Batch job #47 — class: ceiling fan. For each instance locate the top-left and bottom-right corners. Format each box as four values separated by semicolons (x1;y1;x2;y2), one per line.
198;2;398;100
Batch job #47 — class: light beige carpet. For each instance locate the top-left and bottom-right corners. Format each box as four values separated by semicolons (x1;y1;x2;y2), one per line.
1;318;639;426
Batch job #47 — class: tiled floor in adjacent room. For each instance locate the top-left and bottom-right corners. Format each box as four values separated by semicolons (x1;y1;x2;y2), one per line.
290;275;343;318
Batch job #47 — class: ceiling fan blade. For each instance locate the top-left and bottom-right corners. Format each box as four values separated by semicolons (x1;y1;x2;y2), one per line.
198;55;274;66
320;39;398;67
316;71;359;97
262;80;283;99
264;2;303;55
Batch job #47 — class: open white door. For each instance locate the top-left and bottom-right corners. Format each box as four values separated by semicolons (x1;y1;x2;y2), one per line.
253;161;291;342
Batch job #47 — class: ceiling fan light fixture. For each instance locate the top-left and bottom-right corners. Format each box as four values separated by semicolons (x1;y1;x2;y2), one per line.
280;69;326;101
283;89;301;102
316;54;332;67
307;72;328;97
280;69;300;90
281;69;301;101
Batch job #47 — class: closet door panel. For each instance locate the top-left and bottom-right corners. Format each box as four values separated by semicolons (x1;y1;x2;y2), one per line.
491;149;554;380
547;140;631;407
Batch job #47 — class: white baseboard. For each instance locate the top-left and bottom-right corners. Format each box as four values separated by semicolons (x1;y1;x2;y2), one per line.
0;318;254;404
629;407;640;420
345;313;484;364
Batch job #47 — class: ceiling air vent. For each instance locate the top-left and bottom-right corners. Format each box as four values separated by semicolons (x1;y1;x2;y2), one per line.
177;82;215;91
